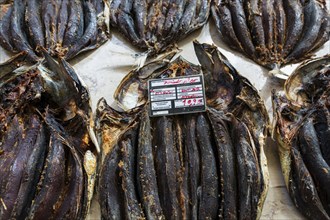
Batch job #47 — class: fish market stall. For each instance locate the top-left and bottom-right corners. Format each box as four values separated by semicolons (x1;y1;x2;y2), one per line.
0;0;329;219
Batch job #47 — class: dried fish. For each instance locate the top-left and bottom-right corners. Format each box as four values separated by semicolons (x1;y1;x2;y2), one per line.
273;55;330;219
212;0;330;74
196;114;219;219
0;0;108;62
152;116;180;219
0;53;98;219
97;41;269;220
110;0;211;55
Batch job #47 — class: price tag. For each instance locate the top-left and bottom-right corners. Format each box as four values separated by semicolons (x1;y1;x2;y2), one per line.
148;75;206;117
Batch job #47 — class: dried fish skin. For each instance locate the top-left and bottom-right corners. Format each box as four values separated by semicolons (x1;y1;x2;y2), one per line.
0;0;109;62
211;0;330;73
110;0;211;55
0;53;98;219
97;42;269;220
273;55;330;219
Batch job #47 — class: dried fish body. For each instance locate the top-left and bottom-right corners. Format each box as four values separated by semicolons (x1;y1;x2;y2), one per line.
0;3;14;51
211;0;330;74
109;0;211;55
99;142;126;220
182;115;200;220
0;0;109;62
207;110;237;219
119;121;145;220
0;53;98;219
137;110;165;220
196;114;219;219
97;41;269;219
10;0;39;62
152;116;180;219
273;55;330;219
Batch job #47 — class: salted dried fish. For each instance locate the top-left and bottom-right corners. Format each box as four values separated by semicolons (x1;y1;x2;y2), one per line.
0;0;108;62
212;0;330;74
110;0;211;55
152;116;180;219
0;4;14;51
99;143;125;220
196;114;219;219
119;121;145;220
273;55;330;219
11;0;39;61
96;41;269;220
0;53;98;219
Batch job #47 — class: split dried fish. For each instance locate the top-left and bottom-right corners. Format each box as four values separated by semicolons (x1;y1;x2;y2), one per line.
273;55;330;219
109;0;211;55
0;52;98;219
96;41;269;220
211;0;330;76
0;0;108;62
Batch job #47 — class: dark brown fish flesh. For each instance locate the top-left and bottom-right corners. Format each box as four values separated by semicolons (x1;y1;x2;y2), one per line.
0;0;108;62
0;52;98;219
109;0;211;55
273;55;330;219
211;0;330;75
96;41;269;220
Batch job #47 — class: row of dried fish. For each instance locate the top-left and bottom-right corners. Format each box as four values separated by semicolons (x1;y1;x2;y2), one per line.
0;0;108;62
110;0;211;55
1;0;328;74
211;0;329;72
0;52;98;219
273;55;330;219
96;41;269;219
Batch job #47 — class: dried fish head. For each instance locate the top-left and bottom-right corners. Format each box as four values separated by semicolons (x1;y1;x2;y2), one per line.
284;54;330;107
113;50;178;111
95;97;142;161
194;41;238;111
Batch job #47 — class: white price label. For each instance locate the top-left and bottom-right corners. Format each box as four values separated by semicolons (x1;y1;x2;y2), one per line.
148;75;206;117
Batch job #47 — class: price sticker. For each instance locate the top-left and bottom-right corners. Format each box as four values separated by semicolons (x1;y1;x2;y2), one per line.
148;75;206;117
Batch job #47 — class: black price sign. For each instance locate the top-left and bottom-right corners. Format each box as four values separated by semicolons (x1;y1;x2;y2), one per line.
148;75;206;117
